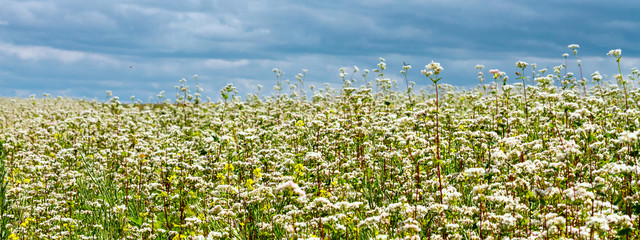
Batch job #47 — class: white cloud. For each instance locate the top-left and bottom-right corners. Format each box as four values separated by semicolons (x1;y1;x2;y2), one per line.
13;89;35;98
167;12;270;40
0;0;638;99
204;59;250;69
114;3;166;17
63;11;117;29
601;20;640;31
0;1;58;25
0;41;119;64
95;80;126;87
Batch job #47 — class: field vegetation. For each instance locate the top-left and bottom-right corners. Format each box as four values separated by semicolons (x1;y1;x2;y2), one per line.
1;46;640;239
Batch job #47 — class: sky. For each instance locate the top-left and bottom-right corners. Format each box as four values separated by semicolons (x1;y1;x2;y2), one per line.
1;0;639;101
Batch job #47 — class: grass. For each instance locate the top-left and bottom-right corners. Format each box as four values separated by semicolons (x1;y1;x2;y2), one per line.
0;47;640;240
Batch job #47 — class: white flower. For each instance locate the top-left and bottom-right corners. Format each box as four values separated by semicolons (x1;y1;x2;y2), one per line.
185;216;202;227
619;131;638;143
421;69;432;77
568;44;579;50
614;73;624;81
377;62;386;70
425;61;443;74
276;181;305;196
446;223;459;231
607;49;622;57
516;61;528;69
306;197;333;211
464;168;486;177
591;71;602;81
404;223;421;232
284;225;295;233
305;151;323;162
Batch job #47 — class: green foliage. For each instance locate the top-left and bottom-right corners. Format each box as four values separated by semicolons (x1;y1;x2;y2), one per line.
0;141;12;240
0;52;640;239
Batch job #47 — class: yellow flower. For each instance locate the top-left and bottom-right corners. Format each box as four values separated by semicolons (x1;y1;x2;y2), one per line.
294;163;304;177
216;172;225;180
20;217;33;227
245;179;255;190
225;163;235;172
319;189;331;197
167;174;177;183
8;233;18;240
253;168;262;179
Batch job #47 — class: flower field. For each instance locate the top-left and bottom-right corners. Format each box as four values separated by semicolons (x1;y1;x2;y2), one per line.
1;51;640;240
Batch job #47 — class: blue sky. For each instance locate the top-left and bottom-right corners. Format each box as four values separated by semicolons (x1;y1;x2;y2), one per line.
1;0;639;100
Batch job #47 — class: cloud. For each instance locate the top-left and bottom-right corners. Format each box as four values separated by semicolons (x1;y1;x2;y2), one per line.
63;11;117;29
204;59;250;69
0;1;58;26
0;41;118;64
0;0;639;99
168;12;270;40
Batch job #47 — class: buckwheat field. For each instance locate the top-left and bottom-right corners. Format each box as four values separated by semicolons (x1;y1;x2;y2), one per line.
1;47;639;240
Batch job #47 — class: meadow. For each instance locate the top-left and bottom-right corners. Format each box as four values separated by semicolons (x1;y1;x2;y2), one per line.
1;47;639;240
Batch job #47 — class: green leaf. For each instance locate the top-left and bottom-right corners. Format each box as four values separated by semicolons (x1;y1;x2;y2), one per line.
613;196;622;205
617;227;631;236
590;184;605;191
127;216;143;226
484;173;493;182
526;191;534;199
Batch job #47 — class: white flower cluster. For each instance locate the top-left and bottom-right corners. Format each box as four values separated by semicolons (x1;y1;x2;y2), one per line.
1;53;639;239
